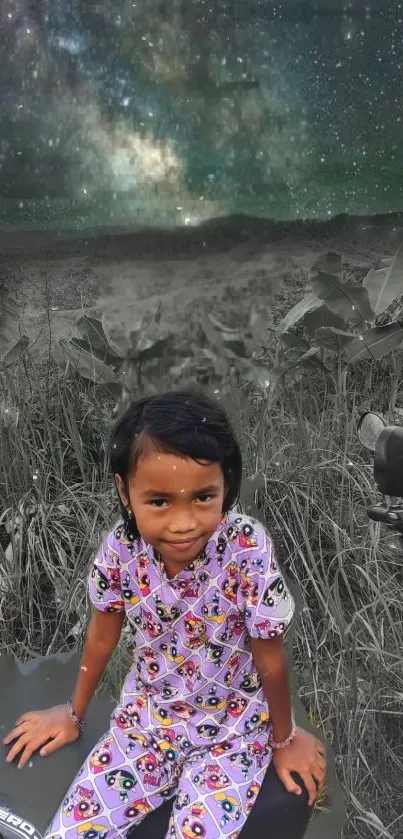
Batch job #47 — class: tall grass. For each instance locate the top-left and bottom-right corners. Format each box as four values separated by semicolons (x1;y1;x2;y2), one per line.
1;351;403;838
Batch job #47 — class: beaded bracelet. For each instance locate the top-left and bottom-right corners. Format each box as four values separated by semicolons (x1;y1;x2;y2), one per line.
268;717;297;749
66;698;85;735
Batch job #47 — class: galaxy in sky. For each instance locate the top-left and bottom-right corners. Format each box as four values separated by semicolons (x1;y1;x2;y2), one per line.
0;0;401;229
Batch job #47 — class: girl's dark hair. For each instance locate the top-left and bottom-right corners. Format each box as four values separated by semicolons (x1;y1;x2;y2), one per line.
107;388;243;541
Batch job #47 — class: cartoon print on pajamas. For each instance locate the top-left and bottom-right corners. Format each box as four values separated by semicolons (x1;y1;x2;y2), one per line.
160;632;185;666
180;803;208;839
201;591;225;625
134;551;151;596
62;785;101;822
213;792;242;828
44;511;295;839
183;613;207;649
124;731;148;757
77;822;108;839
177;659;202;692
121;571;140;607
192;764;230;791
218;613;244;643
90;740;113;775
104;769;137;803
245;782;260;813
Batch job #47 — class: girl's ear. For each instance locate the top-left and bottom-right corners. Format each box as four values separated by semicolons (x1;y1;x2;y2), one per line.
115;474;129;508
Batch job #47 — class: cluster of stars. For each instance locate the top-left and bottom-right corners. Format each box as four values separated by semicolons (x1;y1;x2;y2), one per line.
0;2;401;225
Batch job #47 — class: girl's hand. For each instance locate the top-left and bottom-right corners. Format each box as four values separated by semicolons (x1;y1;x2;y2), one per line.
271;726;327;807
3;705;80;769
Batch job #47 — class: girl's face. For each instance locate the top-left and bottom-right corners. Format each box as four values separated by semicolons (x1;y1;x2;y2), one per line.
115;449;226;575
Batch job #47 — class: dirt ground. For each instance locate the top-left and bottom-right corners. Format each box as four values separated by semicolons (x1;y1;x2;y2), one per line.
0;213;400;371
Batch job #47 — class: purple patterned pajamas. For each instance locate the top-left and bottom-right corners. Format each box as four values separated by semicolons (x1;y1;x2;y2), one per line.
45;511;295;839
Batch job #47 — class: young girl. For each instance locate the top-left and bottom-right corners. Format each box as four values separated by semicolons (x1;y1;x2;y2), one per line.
4;388;326;839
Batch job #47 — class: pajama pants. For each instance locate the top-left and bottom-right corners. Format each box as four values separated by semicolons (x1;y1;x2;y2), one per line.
44;722;271;839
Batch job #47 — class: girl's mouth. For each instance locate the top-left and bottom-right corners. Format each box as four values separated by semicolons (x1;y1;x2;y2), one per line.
166;539;197;551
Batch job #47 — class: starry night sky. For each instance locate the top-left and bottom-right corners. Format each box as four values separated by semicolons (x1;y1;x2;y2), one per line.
0;1;402;230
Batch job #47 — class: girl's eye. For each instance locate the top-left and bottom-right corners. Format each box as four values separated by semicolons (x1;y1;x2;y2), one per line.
148;495;213;507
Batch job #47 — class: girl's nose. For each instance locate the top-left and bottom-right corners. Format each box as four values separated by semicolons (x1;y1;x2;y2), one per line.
168;512;198;535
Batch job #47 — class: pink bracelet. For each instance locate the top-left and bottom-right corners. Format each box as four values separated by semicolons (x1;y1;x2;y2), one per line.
268;717;297;749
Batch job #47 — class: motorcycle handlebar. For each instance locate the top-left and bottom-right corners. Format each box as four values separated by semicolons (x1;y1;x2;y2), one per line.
358;412;403;536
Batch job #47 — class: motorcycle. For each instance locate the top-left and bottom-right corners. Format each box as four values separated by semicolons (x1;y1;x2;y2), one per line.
357;411;403;555
0;653;321;839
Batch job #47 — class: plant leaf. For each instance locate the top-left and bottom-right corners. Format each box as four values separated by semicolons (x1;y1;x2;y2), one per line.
76;316;120;358
362;267;386;310
207;315;246;349
310;251;343;280
1;335;29;366
208;313;241;334
280;332;311;352
100;314;130;357
137;334;175;362
68;338;122;369
200;349;228;376
57;338;118;384
237;358;281;390
342;322;403;361
128;329;144;354
246;307;272;347
363;241;403;315
315;327;357;351
283;346;328;373
275;291;322;337
239;348;327;389
222;339;248;358
296;347;330;372
311;273;373;325
202;319;226;354
302;304;345;335
92;382;123;400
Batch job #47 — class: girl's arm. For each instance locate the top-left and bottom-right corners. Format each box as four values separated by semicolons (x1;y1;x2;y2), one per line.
3;609;125;769
71;608;125;719
251;635;326;806
250;636;293;742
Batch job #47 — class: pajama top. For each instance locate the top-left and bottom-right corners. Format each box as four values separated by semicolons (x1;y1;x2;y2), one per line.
46;510;295;839
89;510;294;744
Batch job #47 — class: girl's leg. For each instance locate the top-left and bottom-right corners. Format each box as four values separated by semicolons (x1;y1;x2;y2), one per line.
126;752;313;839
44;729;179;839
128;763;312;839
162;741;268;839
237;760;313;839
124;799;173;839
